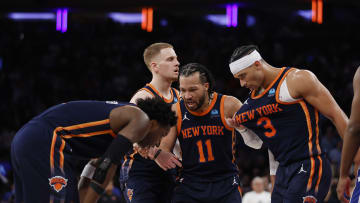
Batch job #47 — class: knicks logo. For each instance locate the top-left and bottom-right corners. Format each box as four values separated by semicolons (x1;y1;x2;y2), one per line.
303;195;317;203
48;176;68;192
127;189;134;201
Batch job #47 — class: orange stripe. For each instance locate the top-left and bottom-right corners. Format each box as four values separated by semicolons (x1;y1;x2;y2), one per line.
63;119;110;131
308;157;315;191
141;8;147;30
59;139;65;172
312;0;317;22
62;129;116;139
251;67;285;99
50;127;62;173
232;130;236;163
317;0;323;24
315;155;323;192
300;101;315;191
141;87;155;97
275;68;302;105
147;8;153;32
147;83;174;103
238;185;243;197
315;110;321;154
127;151;137;174
176;102;182;136
220;95;233;131
187;92;218;116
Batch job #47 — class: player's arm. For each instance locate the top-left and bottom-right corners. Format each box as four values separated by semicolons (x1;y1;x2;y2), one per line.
337;67;360;201
82;106;151;203
268;149;279;194
152;103;182;171
130;89;154;104
287;69;348;138
78;159;99;202
224;96;263;149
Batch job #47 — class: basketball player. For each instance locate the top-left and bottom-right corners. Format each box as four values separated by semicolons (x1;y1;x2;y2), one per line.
337;67;360;203
120;42;181;203
153;63;243;202
10;97;177;203
228;45;348;202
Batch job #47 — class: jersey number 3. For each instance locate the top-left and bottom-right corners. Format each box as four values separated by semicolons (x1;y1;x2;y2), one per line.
257;117;276;138
196;139;214;163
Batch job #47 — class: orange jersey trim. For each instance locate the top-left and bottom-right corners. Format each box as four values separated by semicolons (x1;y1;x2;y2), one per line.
251;67;285;99
220;95;233;131
275;68;303;105
62;129;116;139
187;92;218;116
300;101;315;191
140;87;155;97
147;83;174;103
176;102;182;136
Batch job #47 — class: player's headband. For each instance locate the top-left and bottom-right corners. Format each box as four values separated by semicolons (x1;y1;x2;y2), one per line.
229;50;262;75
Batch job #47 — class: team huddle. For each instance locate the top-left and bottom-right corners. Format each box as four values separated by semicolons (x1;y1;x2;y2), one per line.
10;42;360;203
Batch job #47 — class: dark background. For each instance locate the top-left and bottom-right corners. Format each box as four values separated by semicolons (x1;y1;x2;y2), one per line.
0;0;359;202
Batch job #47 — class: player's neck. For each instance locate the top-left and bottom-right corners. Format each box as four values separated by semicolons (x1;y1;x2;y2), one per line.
150;78;173;98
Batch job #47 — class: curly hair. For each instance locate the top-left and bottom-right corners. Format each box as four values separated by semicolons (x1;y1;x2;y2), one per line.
229;44;260;64
179;63;216;96
136;97;177;127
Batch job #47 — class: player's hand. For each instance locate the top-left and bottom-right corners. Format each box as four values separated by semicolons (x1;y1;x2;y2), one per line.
154;150;182;171
133;144;150;159
337;176;351;203
225;117;243;129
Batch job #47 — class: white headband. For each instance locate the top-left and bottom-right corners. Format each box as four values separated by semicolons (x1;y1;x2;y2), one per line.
229;50;262;75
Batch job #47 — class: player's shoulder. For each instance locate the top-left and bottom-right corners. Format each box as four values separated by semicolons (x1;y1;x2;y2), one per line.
130;89;154;104
286;68;317;83
221;94;242;117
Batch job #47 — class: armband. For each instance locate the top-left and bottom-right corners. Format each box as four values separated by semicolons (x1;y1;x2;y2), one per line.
80;163;96;179
153;149;162;160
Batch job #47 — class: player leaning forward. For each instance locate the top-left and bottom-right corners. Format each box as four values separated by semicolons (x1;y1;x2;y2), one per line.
227;45;348;203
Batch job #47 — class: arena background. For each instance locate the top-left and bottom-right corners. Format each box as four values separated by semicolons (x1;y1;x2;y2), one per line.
0;0;359;202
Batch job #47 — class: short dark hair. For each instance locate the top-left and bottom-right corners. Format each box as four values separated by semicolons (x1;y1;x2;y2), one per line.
179;63;215;96
229;45;260;64
136;97;177;127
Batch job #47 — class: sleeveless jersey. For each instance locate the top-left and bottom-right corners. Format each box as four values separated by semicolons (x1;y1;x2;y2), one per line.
32;100;130;159
177;92;238;182
235;67;323;166
122;84;179;178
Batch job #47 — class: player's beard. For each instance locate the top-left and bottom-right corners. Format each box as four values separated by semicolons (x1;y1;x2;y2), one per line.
185;91;206;111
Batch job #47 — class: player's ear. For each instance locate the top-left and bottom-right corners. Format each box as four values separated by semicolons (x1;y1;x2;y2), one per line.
204;82;209;90
149;120;159;131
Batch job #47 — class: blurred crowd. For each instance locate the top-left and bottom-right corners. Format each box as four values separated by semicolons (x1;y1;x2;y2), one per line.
0;10;359;202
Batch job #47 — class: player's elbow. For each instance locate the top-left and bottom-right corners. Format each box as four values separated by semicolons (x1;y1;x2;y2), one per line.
347;123;360;137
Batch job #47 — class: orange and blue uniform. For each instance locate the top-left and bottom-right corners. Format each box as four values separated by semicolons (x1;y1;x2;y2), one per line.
120;84;179;203
172;92;242;203
11;100;131;203
234;67;331;203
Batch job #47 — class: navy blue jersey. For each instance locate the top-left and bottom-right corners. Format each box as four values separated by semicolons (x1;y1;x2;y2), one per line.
235;67;323;167
122;84;179;178
176;92;238;182
31;100;130;159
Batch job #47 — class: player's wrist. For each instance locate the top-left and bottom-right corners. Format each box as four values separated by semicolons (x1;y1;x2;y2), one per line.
153;149;162;160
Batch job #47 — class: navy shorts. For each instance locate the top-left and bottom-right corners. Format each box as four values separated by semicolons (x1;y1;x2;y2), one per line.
11;121;79;203
272;155;331;203
123;174;175;203
172;175;242;203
